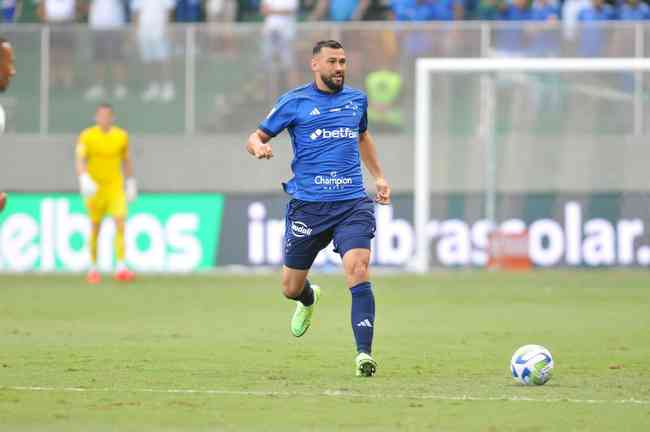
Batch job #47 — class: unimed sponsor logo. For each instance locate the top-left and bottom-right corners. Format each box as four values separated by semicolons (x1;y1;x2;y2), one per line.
246;201;650;267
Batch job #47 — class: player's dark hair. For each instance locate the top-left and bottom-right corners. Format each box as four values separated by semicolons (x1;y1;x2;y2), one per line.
97;102;113;111
312;40;344;56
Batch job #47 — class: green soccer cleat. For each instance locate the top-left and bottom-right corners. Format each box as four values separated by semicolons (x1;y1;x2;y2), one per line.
356;352;377;377
290;284;320;337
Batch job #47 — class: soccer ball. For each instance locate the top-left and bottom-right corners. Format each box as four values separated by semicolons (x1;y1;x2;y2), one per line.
510;344;553;385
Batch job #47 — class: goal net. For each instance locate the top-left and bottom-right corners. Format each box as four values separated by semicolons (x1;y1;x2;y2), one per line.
413;58;650;273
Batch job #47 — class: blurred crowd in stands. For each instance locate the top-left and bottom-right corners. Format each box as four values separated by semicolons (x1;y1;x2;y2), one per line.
0;0;645;130
1;0;649;25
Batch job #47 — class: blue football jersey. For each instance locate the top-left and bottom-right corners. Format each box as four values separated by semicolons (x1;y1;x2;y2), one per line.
259;83;369;202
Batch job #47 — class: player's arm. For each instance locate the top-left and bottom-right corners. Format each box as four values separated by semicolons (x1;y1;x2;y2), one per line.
75;134;97;197
249;96;296;159
359;130;391;205
75;148;87;177
246;129;274;160
122;134;138;202
122;146;134;178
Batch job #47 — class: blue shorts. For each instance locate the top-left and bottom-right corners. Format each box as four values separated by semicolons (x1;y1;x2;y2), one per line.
284;196;376;270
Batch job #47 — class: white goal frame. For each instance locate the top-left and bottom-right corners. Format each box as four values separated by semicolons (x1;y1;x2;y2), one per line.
414;58;650;273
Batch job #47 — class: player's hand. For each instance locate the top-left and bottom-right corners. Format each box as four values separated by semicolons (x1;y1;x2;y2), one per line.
126;177;138;203
375;178;391;205
253;143;274;160
0;192;7;213
79;173;98;198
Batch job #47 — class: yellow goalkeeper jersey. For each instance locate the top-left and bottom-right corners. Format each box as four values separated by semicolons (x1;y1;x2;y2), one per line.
76;126;129;188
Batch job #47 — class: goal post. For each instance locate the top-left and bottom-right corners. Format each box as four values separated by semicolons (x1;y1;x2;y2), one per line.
413;58;650;274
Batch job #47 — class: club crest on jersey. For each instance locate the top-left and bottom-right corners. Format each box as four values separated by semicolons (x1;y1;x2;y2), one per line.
345;101;359;115
291;221;313;238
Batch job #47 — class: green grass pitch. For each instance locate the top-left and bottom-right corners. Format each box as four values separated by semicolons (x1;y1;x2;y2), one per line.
1;271;649;431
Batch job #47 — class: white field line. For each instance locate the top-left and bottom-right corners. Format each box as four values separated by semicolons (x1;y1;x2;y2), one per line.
2;386;649;406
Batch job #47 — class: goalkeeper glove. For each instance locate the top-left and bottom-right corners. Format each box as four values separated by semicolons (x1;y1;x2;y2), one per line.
126;177;138;203
79;173;97;198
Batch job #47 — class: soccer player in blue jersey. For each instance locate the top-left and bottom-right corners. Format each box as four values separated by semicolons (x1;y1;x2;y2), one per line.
246;40;391;377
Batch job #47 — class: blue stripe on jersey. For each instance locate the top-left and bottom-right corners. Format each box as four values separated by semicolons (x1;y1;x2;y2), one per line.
259;82;369;202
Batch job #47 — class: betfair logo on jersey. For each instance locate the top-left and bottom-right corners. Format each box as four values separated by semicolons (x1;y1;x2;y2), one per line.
291;221;312;238
309;128;359;140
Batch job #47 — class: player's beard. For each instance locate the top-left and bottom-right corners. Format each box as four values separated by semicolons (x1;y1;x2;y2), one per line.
322;72;344;92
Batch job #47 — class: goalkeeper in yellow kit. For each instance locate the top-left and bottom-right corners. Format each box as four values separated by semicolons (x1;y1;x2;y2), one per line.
76;104;137;283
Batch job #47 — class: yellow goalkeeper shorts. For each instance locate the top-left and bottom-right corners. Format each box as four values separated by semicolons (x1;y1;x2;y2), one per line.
85;187;127;223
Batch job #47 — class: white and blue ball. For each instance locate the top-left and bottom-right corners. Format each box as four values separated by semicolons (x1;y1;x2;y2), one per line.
510;344;554;386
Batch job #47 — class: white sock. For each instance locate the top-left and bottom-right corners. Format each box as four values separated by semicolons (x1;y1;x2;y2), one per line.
89;263;97;272
116;261;127;272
